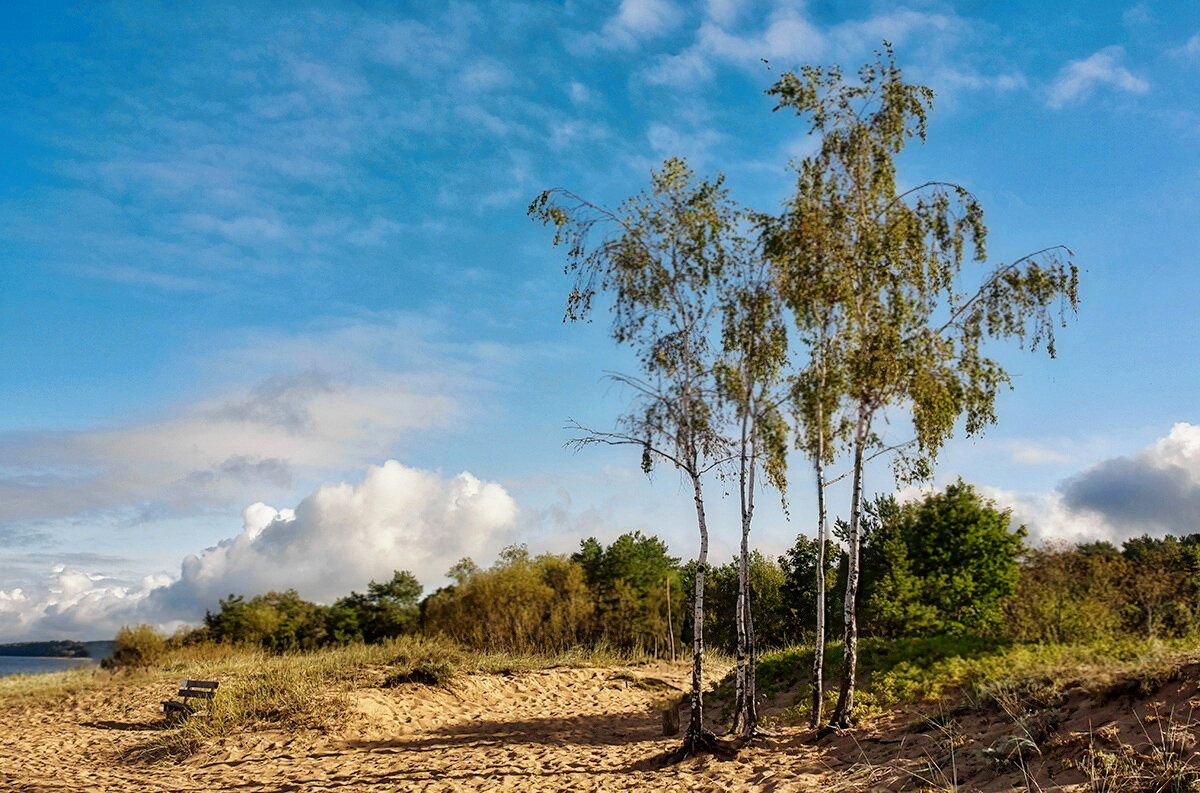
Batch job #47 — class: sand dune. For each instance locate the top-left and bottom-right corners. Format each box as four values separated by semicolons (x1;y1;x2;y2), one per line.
3;660;1199;792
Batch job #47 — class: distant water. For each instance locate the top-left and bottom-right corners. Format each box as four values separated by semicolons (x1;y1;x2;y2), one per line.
0;656;97;678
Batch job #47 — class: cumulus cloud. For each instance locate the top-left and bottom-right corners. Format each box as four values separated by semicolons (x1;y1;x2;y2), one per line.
1047;46;1149;108
1058;423;1200;535
0;567;173;642
0;461;518;641
984;423;1200;544
979;486;1108;546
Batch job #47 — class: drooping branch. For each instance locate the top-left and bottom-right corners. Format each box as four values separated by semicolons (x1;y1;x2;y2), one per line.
931;245;1075;338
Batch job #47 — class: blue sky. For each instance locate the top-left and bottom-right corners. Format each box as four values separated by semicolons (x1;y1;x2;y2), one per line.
1;0;1198;640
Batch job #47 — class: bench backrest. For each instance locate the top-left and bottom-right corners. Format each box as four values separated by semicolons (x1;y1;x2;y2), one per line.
177;679;219;700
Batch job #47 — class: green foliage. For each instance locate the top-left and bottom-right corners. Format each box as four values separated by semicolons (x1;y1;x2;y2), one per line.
765;46;1073;727
860;482;1025;636
1008;535;1200;643
332;570;423;644
423;545;593;653
103;624;167;669
1007;543;1128;643
703;551;790;652
204;589;330;651
780;534;845;638
768;45;1078;480
572;532;684;655
201;571;422;652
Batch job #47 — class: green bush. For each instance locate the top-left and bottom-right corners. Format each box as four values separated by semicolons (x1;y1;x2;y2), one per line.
103;624;167;669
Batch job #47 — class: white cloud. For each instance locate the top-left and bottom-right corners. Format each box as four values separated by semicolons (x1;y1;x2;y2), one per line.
1170;31;1200;59
640;6;989;92
0;314;511;524
646;122;723;163
0;371;451;523
704;0;744;27
567;81;591;105
1047;46;1149;108
984;423;1200;544
601;0;685;49
0;567;174;642
0;461;519;641
926;66;1027;94
154;461;517;608
980;486;1109;545
1122;3;1153;27
457;58;515;93
1004;440;1074;466
644;13;822;86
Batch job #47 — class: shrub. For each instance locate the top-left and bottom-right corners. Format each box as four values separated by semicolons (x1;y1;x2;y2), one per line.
384;659;458;687
103;624;167;669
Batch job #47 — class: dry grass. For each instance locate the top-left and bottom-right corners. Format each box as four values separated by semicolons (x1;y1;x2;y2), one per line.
0;637;651;761
1073;703;1200;793
0;666;108;704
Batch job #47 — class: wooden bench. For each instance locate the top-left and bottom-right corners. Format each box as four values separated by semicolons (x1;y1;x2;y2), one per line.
162;679;219;722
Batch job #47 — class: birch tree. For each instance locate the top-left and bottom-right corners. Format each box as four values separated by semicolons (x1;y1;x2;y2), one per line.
716;252;788;737
529;158;734;757
768;46;1079;729
763;192;850;728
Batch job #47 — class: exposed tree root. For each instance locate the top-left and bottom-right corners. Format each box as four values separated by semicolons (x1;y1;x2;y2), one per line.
742;724;779;740
665;728;739;763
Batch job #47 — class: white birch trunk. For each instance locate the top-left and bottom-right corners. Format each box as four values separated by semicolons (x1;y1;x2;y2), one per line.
830;404;869;727
685;473;711;745
810;452;827;728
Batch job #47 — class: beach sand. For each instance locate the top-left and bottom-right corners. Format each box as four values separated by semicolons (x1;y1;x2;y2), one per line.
2;660;1194;792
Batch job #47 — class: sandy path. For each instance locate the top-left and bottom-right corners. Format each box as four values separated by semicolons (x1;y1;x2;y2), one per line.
0;664;838;793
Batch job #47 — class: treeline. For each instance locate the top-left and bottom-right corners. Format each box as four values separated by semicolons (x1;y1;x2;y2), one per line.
1010;534;1200;643
0;640;90;658
148;481;1199;657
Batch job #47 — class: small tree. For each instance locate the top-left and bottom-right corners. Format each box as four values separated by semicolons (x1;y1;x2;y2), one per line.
336;570;422;643
716;251;789;736
530;158;737;756
859;483;1025;637
764;164;850;728
769;46;1079;728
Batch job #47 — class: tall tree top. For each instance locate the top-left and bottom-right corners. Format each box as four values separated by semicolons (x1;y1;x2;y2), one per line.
766;45;1078;480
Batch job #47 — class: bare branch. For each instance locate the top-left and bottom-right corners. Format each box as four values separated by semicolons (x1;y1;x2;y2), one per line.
562;418;690;472
822;438;916;488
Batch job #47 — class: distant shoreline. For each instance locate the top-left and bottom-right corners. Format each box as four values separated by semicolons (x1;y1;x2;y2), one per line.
0;640;115;660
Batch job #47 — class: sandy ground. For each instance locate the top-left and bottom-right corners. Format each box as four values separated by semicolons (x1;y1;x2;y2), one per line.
2;661;1198;792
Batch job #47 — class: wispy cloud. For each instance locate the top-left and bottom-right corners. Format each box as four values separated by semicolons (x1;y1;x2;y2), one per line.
1;4;595;293
585;0;686;51
642;6;978;86
0;313;511;524
1047;46;1149;108
1003;440;1075;466
1169;31;1200;59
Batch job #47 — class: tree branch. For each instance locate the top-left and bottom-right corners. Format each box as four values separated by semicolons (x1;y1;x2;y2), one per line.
821;438;916;488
